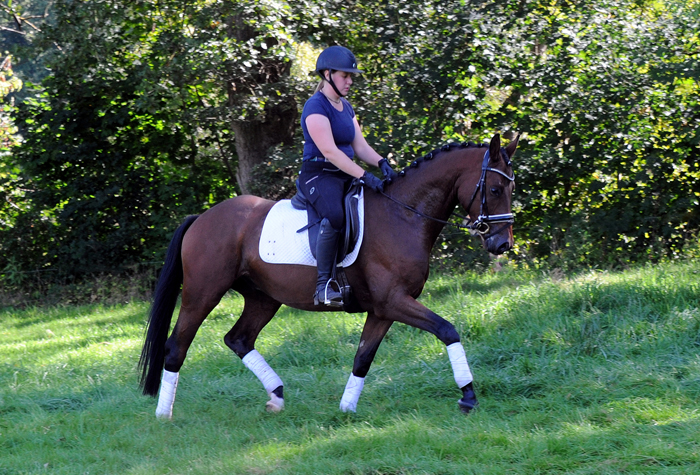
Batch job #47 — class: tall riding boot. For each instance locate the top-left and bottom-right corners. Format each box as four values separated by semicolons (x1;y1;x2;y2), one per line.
314;218;344;307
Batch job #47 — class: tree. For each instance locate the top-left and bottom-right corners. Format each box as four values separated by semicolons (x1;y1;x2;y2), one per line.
3;0;699;280
1;0;53;90
493;0;700;265
0;55;21;149
0;54;22;236
6;0;232;275
2;0;326;275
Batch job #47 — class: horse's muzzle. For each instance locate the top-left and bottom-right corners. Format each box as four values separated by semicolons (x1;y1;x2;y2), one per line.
492;240;512;255
482;226;513;255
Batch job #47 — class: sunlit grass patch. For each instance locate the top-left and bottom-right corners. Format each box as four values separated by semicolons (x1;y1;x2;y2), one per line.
1;261;699;474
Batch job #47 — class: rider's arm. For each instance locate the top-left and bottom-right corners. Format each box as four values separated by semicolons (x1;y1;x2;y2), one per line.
351;117;383;167
305;114;366;179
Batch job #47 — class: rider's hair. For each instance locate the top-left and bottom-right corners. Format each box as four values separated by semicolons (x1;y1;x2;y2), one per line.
314;69;333;93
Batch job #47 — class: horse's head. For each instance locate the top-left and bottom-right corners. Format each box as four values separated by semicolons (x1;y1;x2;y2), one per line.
459;134;518;255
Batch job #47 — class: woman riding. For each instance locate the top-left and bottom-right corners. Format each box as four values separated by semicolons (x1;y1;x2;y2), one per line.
298;45;397;307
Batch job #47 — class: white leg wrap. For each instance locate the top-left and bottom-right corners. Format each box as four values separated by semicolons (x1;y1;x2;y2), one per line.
242;350;284;395
155;370;179;419
339;373;365;413
447;342;473;388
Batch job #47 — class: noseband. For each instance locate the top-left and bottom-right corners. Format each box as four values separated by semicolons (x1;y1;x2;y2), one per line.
380;147;515;238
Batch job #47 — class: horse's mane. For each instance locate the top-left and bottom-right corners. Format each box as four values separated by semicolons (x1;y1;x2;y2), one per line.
396;141;488;177
396;141;512;177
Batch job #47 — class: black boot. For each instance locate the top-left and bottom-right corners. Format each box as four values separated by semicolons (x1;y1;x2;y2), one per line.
314;219;343;307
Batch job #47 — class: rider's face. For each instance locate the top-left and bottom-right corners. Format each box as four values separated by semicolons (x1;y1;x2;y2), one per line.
327;70;353;96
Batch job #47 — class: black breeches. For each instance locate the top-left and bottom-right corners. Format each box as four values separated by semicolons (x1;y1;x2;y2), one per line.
299;161;353;231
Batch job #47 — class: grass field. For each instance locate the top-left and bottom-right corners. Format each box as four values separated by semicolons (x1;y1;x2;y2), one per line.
1;261;699;474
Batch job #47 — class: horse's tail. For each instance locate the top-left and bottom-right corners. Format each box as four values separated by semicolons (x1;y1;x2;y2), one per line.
139;214;199;396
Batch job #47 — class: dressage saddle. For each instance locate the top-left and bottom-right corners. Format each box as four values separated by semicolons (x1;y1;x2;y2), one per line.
290;178;363;265
290;178;364;313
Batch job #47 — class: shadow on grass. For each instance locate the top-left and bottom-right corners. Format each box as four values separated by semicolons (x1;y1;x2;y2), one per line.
2;302;150;330
421;269;537;301
157;400;700;474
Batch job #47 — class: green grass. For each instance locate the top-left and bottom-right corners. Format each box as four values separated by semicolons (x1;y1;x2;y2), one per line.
1;261;699;474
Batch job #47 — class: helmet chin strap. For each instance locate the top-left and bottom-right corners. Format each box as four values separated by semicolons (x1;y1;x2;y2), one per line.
322;70;345;98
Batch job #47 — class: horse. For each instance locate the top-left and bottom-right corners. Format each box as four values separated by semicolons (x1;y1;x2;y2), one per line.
139;133;518;418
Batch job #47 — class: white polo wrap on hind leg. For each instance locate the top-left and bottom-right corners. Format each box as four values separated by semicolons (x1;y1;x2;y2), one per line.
155;369;179;419
242;350;284;395
446;342;473;388
339;373;365;413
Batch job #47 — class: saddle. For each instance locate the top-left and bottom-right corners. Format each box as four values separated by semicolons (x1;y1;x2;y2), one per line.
291;178;363;264
290;178;364;313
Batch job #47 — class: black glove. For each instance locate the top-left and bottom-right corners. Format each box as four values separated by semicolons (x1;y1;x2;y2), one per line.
360;171;384;193
378;158;398;183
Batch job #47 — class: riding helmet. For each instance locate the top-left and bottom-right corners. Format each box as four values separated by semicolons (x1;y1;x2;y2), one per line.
315;46;364;75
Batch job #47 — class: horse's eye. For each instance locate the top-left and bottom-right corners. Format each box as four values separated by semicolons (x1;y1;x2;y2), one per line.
490;186;502;197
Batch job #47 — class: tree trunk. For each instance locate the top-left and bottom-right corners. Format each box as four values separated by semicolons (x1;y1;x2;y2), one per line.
230;97;298;196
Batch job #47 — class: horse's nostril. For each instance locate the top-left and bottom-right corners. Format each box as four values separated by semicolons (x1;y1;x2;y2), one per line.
496;242;511;254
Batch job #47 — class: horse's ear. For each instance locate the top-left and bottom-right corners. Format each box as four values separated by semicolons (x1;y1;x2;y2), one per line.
488;133;501;164
505;134;520;159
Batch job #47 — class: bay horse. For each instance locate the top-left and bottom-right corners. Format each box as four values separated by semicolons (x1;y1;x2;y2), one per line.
139;133;518;418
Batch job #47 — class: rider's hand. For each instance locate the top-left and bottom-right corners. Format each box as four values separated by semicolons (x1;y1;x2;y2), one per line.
360;171;384;193
378;158;398;183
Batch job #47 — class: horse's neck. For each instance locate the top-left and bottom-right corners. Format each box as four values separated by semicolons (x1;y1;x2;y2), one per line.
392;153;468;221
384;150;477;244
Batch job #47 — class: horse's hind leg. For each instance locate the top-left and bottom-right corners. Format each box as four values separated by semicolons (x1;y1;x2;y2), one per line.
223;286;283;412
155;279;232;417
155;249;237;419
340;312;393;412
155;295;223;419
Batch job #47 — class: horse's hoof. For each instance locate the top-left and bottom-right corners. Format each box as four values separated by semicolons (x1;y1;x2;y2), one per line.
339;401;357;413
265;393;285;413
458;397;478;414
458;382;479;414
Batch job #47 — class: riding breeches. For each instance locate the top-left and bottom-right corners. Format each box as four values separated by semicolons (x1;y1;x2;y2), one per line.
299;160;353;231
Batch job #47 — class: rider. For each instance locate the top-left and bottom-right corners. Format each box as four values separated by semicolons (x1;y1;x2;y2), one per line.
298;45;398;307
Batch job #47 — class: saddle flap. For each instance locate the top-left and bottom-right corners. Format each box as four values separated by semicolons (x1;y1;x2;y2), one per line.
342;181;362;259
294;178;363;264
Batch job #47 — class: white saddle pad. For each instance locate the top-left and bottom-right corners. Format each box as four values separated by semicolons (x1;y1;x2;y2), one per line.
259;190;364;267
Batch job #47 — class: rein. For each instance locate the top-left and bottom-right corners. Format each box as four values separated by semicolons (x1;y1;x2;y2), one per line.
380;147;515;237
380;191;473;230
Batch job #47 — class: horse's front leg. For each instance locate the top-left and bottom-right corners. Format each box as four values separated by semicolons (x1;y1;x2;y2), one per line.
384;295;478;413
340;312;393;412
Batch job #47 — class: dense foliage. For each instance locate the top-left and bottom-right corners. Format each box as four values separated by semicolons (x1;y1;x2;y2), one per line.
501;1;700;267
1;0;698;284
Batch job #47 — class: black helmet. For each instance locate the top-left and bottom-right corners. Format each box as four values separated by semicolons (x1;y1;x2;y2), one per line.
315;46;363;74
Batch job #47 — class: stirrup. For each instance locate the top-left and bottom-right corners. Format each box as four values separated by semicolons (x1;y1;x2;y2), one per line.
314;280;343;307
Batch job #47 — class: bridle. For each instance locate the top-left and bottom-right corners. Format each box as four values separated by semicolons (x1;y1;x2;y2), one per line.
464;148;516;236
380;147;515;238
